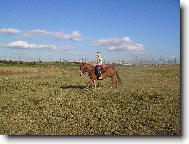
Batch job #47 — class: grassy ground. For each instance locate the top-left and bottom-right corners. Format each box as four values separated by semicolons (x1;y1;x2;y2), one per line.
0;63;180;135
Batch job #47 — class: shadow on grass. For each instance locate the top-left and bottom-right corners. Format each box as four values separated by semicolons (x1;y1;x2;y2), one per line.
60;85;87;89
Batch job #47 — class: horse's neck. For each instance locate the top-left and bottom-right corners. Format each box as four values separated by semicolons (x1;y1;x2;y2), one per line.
87;65;95;74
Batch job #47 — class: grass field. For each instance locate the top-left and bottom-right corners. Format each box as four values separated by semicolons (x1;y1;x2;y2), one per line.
0;63;180;135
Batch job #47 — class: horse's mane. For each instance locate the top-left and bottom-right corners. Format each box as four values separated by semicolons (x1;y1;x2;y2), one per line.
82;63;96;67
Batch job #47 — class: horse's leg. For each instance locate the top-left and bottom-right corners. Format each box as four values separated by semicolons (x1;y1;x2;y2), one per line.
90;79;96;90
93;80;96;90
97;82;100;87
116;78;119;86
87;79;93;88
111;75;117;87
114;75;119;86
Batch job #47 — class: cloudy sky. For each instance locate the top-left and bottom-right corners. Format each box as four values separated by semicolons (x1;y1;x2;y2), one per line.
0;0;180;62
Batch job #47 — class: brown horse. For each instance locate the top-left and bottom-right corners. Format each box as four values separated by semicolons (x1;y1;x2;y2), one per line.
79;63;121;89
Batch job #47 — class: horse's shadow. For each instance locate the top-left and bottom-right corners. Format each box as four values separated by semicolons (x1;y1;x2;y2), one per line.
60;85;87;89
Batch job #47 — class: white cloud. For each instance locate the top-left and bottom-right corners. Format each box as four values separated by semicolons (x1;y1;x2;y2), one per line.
4;41;72;50
93;37;145;53
7;41;57;49
22;29;51;37
0;28;20;35
53;31;82;41
62;45;72;50
23;29;82;41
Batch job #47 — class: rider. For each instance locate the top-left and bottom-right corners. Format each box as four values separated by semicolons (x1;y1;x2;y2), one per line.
96;52;104;79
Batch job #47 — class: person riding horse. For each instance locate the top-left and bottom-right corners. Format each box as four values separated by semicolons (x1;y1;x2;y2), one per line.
96;52;105;79
79;52;121;89
80;63;122;89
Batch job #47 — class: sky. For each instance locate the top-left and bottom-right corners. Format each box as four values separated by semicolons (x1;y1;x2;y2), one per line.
0;0;180;62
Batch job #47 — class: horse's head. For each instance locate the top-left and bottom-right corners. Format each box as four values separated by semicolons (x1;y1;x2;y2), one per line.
79;63;88;76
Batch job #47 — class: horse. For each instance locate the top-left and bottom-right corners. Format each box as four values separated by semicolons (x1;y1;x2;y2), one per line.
79;63;122;89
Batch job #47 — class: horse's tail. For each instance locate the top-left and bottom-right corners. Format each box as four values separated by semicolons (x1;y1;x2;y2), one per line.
116;69;122;85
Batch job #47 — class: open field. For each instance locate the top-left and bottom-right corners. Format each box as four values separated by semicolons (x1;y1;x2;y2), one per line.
0;63;180;135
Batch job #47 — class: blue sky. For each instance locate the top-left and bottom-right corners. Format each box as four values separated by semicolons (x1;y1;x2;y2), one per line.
0;0;180;62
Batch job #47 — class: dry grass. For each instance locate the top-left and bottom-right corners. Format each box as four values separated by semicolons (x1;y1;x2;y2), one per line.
0;64;180;135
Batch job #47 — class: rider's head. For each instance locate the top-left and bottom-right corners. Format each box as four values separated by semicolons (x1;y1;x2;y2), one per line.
97;52;101;57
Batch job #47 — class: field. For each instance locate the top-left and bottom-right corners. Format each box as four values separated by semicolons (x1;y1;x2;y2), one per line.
0;62;180;135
